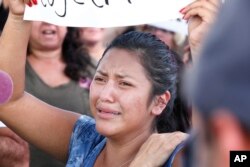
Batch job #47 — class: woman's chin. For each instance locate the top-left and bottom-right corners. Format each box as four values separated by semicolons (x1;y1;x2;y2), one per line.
95;122;117;137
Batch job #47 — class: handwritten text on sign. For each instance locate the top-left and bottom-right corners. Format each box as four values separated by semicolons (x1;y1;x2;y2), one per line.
24;0;193;27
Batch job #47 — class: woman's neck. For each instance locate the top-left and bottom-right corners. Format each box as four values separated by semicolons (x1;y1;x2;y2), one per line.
28;49;63;62
27;49;71;87
98;129;154;167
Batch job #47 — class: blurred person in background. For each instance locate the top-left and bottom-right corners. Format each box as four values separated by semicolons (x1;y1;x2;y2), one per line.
186;0;250;166
79;27;106;64
26;22;95;167
142;19;193;69
104;27;137;43
26;25;95;114
142;19;187;56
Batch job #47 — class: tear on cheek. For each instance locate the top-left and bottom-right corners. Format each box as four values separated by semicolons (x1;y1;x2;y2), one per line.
0;70;14;105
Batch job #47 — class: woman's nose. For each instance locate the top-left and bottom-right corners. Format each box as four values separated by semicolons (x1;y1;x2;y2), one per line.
98;82;116;103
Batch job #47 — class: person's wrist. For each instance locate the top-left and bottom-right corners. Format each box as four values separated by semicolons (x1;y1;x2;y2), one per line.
8;13;25;23
6;12;31;30
189;40;202;63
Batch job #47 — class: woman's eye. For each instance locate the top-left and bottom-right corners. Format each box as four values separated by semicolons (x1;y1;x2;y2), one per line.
119;81;132;87
94;77;105;83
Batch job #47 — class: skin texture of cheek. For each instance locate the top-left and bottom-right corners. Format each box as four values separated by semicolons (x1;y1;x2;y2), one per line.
0;70;13;105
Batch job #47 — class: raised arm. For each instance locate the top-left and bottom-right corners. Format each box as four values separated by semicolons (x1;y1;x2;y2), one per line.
0;0;80;162
181;0;220;61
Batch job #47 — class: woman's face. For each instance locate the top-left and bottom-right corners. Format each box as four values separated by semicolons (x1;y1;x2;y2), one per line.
80;28;105;44
90;48;156;139
29;21;67;51
145;26;175;49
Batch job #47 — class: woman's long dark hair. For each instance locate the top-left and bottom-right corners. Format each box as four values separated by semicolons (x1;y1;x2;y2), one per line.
62;27;96;81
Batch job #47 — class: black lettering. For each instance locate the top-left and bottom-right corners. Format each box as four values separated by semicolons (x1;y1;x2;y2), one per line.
55;0;67;17
104;0;131;6
92;0;104;8
41;0;47;7
74;0;85;5
48;0;54;6
40;0;132;18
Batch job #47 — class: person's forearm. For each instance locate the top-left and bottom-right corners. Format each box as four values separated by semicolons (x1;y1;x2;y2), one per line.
0;16;79;160
0;13;41;165
0;13;31;101
0;93;81;162
0;2;79;163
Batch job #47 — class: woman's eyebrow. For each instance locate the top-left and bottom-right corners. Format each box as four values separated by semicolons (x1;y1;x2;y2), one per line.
96;70;108;76
115;73;134;79
96;70;135;79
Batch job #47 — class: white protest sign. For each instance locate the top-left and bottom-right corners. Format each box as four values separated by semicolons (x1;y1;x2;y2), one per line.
24;0;193;28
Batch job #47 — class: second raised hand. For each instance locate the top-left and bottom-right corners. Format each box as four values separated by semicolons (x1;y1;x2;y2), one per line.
180;0;221;59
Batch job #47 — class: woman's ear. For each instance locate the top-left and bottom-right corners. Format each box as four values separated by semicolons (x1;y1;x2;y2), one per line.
151;91;171;115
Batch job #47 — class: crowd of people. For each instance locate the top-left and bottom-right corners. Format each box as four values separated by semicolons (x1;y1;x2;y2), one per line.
0;0;249;167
